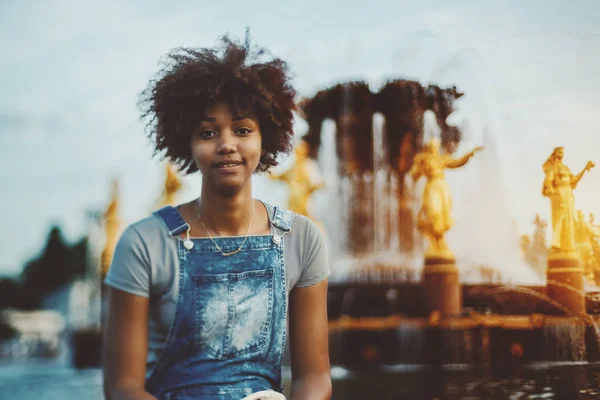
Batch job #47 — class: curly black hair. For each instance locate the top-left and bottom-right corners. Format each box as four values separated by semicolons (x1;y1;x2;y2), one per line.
139;32;297;174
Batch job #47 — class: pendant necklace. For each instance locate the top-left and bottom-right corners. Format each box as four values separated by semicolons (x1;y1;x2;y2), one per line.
193;200;255;256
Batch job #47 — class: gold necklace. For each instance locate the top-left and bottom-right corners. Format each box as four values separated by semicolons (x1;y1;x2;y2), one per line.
195;201;255;257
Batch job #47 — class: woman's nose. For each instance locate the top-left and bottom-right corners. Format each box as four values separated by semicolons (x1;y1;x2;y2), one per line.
216;131;237;154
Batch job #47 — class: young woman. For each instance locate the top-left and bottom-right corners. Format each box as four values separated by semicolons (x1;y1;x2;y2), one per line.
102;34;332;400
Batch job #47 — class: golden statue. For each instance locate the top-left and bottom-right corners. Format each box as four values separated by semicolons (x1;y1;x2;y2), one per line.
590;213;600;229
575;210;600;284
542;147;594;257
520;215;550;277
269;140;325;220
101;179;120;278
157;163;182;208
520;234;531;256
411;138;483;258
589;213;600;284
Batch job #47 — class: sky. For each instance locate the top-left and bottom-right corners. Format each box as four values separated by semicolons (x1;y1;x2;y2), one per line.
1;0;599;277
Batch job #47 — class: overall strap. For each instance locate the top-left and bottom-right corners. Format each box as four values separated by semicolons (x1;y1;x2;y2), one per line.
271;205;294;233
154;206;190;236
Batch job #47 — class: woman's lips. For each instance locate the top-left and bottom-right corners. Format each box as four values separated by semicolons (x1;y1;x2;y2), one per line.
213;162;243;173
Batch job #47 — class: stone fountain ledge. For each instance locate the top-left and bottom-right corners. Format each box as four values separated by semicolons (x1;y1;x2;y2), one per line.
327;281;600;366
328;311;600;366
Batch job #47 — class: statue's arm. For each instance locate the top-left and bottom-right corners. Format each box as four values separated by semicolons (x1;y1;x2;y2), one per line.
410;157;422;181
542;171;555;197
309;180;325;194
445;146;483;169
269;169;289;182
571;161;594;188
587;223;600;238
445;154;471;169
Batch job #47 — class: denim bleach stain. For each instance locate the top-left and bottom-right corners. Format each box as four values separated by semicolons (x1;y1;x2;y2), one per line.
145;204;293;400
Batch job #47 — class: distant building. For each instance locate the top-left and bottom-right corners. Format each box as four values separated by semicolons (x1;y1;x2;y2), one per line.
41;278;101;331
0;309;65;360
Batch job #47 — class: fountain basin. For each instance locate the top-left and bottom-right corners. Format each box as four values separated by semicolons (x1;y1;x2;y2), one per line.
328;282;600;367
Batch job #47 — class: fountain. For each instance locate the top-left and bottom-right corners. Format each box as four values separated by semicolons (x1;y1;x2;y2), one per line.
295;79;600;368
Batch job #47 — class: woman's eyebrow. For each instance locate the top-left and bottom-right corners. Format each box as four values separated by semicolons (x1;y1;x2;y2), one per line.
199;116;250;122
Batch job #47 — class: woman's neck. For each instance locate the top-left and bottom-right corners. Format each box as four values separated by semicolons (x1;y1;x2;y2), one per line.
196;186;255;236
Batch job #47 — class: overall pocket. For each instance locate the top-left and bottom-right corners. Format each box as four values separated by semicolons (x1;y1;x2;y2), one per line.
192;268;274;360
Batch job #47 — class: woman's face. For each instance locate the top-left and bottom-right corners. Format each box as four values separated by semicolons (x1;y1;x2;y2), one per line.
191;102;262;194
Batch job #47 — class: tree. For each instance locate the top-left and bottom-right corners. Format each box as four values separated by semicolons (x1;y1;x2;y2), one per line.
19;226;90;309
0;278;23;308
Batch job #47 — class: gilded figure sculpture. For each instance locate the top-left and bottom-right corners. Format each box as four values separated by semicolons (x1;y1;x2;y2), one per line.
157;163;182;208
542;147;594;257
590;213;600;229
520;214;549;277
520;234;531;257
589;213;600;279
269;140;325;220
575;210;600;284
101;179;120;278
411;138;483;258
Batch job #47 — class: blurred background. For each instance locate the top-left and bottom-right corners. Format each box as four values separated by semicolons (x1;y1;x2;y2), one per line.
1;0;600;398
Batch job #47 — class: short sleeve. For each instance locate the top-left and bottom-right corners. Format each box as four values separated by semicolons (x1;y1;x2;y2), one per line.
104;225;151;298
296;219;330;288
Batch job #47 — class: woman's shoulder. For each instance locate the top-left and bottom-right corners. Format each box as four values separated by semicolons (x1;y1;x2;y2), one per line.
120;211;171;245
262;202;319;236
274;209;329;285
261;202;326;258
291;213;322;239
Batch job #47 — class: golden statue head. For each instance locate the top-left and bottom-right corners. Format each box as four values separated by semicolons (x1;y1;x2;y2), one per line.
549;147;564;162
426;138;441;154
543;146;564;172
554;146;564;160
295;140;309;161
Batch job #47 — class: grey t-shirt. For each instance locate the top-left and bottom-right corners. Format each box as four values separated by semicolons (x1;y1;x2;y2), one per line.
104;202;329;377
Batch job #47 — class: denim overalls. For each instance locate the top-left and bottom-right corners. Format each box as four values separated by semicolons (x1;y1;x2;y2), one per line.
146;203;293;400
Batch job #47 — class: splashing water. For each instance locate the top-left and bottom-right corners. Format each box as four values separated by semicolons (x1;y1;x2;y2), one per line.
316;119;343;260
448;127;541;285
478;285;575;316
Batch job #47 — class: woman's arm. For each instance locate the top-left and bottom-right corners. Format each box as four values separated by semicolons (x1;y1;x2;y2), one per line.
103;287;157;400
288;279;332;400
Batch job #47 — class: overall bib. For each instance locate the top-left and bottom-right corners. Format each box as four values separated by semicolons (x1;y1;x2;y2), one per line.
146;204;294;400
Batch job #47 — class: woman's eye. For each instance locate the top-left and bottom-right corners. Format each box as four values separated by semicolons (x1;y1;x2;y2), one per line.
198;130;216;139
236;127;251;136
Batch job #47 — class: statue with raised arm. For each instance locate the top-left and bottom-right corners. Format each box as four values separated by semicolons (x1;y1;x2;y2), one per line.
411;138;483;258
589;213;600;285
101;179;120;278
590;213;600;229
156;162;182;208
542;147;594;256
575;210;600;284
269;139;325;220
520;234;532;257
